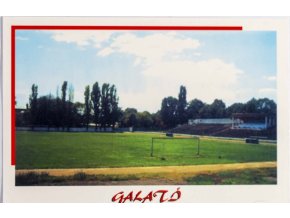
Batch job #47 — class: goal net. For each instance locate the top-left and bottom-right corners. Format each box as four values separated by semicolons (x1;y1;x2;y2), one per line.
150;136;200;159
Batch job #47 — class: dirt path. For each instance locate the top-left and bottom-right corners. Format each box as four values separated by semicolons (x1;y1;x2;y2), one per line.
16;161;276;179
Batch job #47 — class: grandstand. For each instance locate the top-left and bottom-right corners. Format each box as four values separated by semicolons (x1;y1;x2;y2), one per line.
174;113;277;139
188;113;275;130
232;113;276;130
171;124;276;139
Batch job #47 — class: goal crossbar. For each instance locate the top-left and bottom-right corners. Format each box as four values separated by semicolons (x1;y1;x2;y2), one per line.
150;136;200;157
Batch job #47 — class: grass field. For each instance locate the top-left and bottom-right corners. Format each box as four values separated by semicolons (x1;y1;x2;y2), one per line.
16;131;276;170
186;167;277;185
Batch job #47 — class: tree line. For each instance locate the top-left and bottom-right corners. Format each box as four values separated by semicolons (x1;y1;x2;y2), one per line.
17;81;120;130
16;83;276;130
160;86;276;128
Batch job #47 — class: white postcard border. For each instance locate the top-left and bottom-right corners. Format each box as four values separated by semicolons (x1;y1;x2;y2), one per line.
2;17;289;202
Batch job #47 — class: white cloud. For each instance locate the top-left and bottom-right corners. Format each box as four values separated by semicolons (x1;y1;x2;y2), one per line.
97;47;113;56
46;30;245;111
98;32;200;65
258;88;276;94
257;88;276;100
96;32;243;111
49;30;114;48
119;58;244;112
16;36;29;41
264;76;276;81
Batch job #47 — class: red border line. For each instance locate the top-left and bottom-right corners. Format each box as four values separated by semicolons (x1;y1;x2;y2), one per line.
11;25;243;166
12;25;243;31
11;27;16;165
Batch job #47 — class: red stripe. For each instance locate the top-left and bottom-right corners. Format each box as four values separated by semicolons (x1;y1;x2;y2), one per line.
11;26;16;165
11;24;243;166
12;25;243;31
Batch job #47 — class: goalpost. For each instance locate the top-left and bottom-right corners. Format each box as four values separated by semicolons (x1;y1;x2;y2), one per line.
150;136;200;158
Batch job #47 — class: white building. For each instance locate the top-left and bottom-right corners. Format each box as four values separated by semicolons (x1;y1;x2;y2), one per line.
188;118;238;125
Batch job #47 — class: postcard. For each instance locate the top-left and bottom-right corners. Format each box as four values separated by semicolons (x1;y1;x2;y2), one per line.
1;17;289;202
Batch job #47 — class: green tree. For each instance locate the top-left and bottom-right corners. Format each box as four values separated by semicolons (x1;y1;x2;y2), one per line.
256;98;276;114
46;94;54;129
226;102;245;117
54;86;62;128
152;111;164;129
36;96;50;127
187;99;204;119
108;84;120;129
74;102;85;127
121;108;138;127
128;113;138;127
61;81;68;130
100;83;110;128
137;111;153;128
160;96;178;128
177;85;187;124
67;84;74;130
124;108;137;114
91;82;101;129
84;85;91;130
210;99;226;118
199;104;211;118
29;84;38;128
245;98;258;113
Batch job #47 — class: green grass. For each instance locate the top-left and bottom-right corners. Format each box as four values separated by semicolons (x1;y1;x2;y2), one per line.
185;168;277;185
16;131;276;169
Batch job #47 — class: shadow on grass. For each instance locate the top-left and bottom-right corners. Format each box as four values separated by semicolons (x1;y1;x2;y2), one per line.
16;172;139;186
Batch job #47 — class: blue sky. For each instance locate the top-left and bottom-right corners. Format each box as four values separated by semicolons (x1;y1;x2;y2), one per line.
16;30;276;112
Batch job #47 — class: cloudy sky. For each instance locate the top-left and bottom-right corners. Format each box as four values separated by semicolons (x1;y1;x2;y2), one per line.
16;30;276;112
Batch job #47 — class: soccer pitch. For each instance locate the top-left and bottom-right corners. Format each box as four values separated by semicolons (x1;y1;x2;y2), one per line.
16;131;277;170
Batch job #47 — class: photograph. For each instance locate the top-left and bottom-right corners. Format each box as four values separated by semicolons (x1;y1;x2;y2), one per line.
14;27;277;186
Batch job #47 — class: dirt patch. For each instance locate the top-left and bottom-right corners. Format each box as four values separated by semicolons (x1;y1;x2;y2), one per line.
66;178;185;186
16;161;276;178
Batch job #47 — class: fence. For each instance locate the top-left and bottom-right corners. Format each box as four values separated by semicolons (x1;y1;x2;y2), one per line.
16;126;130;132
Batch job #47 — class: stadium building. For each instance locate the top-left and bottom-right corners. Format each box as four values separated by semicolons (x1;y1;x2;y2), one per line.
188;113;276;131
